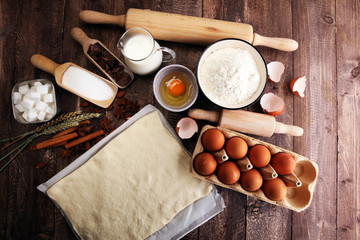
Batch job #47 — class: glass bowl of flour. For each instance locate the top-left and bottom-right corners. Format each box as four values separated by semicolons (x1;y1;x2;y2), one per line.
197;39;267;109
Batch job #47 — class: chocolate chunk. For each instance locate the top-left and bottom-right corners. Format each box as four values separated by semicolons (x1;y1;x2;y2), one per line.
87;43;132;87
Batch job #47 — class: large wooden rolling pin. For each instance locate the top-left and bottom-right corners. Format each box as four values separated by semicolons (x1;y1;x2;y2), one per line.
79;8;298;51
188;109;303;137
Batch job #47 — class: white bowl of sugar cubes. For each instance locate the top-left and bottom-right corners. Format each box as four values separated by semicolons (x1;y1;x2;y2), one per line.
11;79;58;124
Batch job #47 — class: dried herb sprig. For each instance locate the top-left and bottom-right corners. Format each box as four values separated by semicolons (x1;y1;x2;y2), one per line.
0;112;101;173
34;111;82;133
0;111;82;145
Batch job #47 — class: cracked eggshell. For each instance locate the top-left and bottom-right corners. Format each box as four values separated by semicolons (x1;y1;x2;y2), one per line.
260;93;285;116
290;76;306;97
176;117;198;139
267;61;285;83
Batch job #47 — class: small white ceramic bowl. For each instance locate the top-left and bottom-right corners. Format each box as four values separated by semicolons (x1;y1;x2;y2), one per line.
197;39;268;109
153;64;198;112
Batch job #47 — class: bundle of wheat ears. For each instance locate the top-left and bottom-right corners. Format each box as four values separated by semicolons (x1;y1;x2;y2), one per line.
0;111;101;172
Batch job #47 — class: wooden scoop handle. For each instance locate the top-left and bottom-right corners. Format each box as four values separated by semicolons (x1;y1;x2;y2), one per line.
30;54;59;76
252;33;299;52
71;27;93;51
79;10;125;27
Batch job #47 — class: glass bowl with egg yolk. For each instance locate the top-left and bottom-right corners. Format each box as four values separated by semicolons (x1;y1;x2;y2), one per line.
159;72;192;107
154;64;198;112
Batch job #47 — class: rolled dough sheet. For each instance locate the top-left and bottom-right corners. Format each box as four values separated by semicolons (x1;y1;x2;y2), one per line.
46;111;212;240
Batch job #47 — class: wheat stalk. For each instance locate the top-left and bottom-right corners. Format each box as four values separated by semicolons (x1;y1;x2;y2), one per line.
0;111;82;145
0;112;101;173
34;111;82;133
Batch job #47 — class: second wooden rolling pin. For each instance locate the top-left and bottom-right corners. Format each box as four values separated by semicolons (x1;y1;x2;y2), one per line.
79;8;298;51
188;109;303;137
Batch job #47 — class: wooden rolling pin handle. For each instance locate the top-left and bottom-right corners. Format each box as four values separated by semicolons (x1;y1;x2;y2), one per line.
30;54;59;76
79;10;125;27
71;27;92;50
188;109;219;123
252;33;299;52
274;122;304;136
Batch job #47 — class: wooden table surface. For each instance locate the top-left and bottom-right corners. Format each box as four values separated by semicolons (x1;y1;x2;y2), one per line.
1;0;359;239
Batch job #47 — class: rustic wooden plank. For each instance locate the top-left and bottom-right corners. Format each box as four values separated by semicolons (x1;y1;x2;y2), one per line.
0;1;18;239
336;0;360;238
0;1;68;239
292;0;337;239
197;1;249;239
242;0;293;239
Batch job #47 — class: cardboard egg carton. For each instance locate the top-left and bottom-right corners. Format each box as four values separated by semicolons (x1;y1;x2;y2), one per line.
191;125;318;212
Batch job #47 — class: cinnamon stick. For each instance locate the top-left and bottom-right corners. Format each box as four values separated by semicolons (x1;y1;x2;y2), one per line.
65;130;104;149
52;120;90;139
52;141;68;147
30;133;78;150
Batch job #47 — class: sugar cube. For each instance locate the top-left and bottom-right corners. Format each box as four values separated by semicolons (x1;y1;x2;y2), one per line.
36;85;49;94
33;81;43;86
15;104;25;113
43;94;53;103
30;91;41;101
45;113;53;120
24;91;31;99
38;111;46;121
18;85;29;94
35;101;48;111
13;92;22;104
27;110;38;122
21;98;35;110
44;83;52;89
45;106;55;115
22;111;29;121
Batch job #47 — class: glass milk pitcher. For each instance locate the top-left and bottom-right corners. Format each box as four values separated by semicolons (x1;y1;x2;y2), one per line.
117;27;175;75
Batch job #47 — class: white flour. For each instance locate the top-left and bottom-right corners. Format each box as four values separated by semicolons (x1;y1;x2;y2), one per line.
199;47;260;107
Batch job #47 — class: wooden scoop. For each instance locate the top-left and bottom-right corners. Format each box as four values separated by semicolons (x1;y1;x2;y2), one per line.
71;27;134;89
30;54;117;108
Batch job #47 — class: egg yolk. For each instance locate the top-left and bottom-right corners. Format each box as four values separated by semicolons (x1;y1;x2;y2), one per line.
167;78;185;96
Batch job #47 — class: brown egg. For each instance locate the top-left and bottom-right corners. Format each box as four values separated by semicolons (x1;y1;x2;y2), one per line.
240;169;263;192
193;152;217;176
201;128;225;152
270;152;296;175
225;137;248;159
216;161;240;185
262;178;287;201
248;144;271;168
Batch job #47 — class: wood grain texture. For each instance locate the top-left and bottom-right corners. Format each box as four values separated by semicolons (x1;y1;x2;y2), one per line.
292;0;337;239
336;0;360;238
0;0;359;239
243;0;293;239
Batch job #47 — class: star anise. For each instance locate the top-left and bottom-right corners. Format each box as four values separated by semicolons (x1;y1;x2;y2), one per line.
90;104;104;113
129;101;140;114
115;105;127;119
100;116;111;132
60;148;72;159
78;123;94;134
117;98;126;106
105;105;114;111
73;143;85;153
